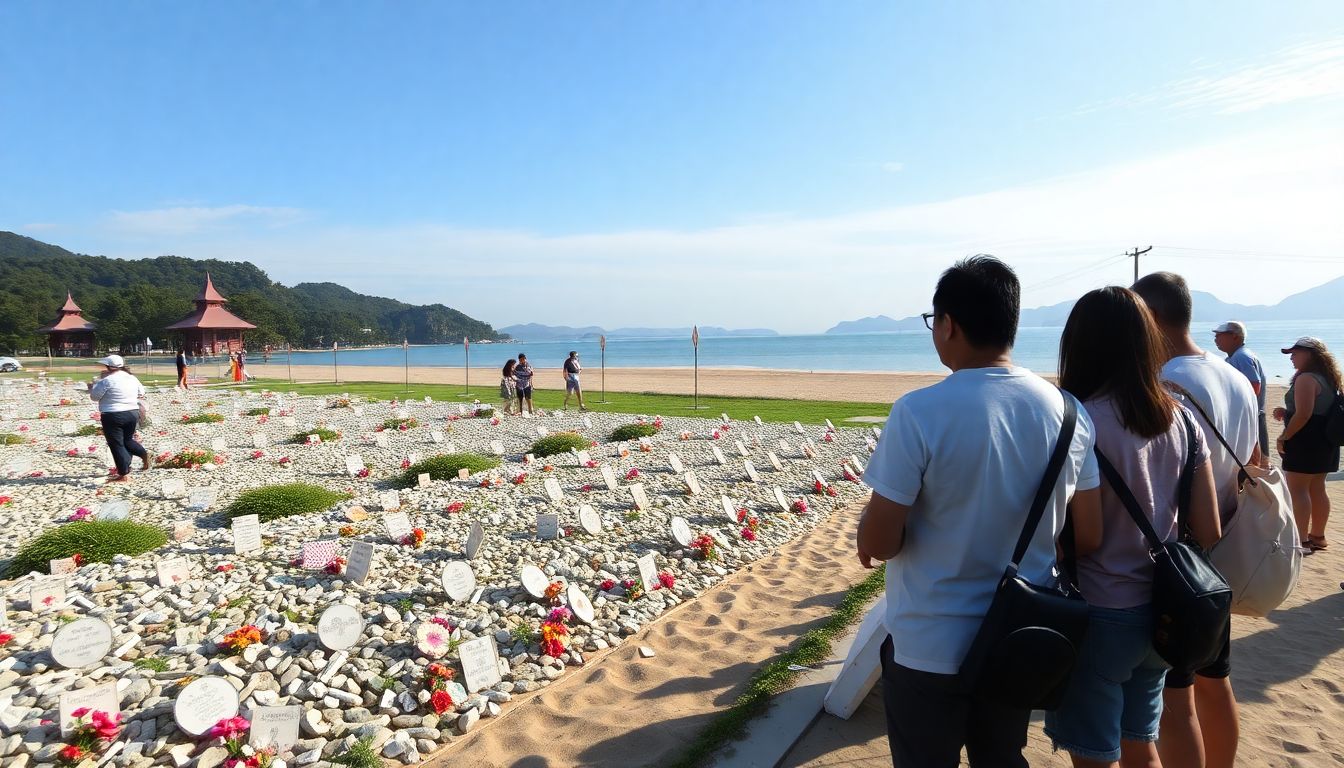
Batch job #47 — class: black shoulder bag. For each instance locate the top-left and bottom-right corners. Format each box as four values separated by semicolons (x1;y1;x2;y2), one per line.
1093;409;1232;672
960;393;1090;711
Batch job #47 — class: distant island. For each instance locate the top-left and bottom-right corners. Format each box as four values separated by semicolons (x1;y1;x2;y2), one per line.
825;277;1344;334
500;323;779;341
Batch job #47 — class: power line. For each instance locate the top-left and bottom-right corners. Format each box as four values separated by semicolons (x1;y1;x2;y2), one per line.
1126;245;1152;284
1152;245;1340;264
1025;252;1130;292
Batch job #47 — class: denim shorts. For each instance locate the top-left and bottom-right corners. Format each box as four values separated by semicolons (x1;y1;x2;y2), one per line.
1044;605;1169;763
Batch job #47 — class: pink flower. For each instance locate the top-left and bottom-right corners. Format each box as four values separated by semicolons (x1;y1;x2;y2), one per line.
65;449;78;457
70;707;90;718
209;715;249;741
400;459;411;469
429;615;454;630
792;498;809;514
624;468;639;480
278;456;291;466
741;528;757;541
657;572;676;590
581;484;593;492
445;501;464;513
823;432;834;442
710;430;721;440
600;579;615;591
355;468;370;478
251;450;264;459
512;473;526;485
585;460;598;468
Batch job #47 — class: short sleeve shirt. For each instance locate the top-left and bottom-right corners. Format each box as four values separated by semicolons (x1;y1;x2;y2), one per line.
514;364;534;387
563;358;581;375
862;367;1099;674
1226;346;1266;410
1162;352;1258;519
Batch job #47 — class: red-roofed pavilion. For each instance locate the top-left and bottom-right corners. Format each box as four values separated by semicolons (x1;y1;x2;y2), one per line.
165;274;256;356
38;292;97;357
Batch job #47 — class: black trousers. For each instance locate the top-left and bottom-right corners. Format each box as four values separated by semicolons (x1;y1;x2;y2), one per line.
880;635;1030;768
101;409;146;476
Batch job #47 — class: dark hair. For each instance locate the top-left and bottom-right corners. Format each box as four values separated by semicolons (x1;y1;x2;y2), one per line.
568;351;577;357
931;255;1019;349
1296;348;1343;394
1131;272;1192;329
1059;287;1175;438
518;353;527;362
502;359;516;377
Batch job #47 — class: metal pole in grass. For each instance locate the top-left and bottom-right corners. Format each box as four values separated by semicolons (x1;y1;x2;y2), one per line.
692;325;699;410
462;336;470;397
333;341;339;384
403;338;409;393
287;343;293;384
599;334;607;404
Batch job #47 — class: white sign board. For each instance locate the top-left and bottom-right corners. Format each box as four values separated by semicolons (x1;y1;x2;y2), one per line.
578;504;601;535
536;513;560;541
734;440;749;457
637;553;658;594
458;635;503;693
379;490;402;512
232;514;262;555
345;455;366;477
668;453;684;474
774;487;791;512
543;477;565;503
51;617;113;669
519;565;549;599
600;465;618;491
743;460;760;483
58;681;119;738
248;705;302;753
382;512;412;542
156;557;190;588
489;440;505;456
465;522;485;560
711;446;727;465
567;585;595;625
767;451;784;472
721;496;740;523
187;487;216;511
374;433;390;448
174;676;240;737
629;483;650;511
670;517;693;547
346;541;375;584
684;470;702;496
161;478;186;499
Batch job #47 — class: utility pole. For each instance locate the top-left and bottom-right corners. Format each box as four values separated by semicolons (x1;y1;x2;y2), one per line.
1127;245;1152;284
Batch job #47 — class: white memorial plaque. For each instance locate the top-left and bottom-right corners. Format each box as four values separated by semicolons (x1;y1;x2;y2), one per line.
865;435;878;452
346;541;375;584
600;465;618;491
4;456;33;476
51;617;113;669
161;478;186;499
581;416;593;430
525;453;536;464
850;454;866;473
754;415;764;425
721;413;731;424
395;408;409;420
872;426;882;438
441;562;477;602
668;457;698;490
252;433;269;449
811;469;828;487
58;681;119;738
825;419;836;431
629;483;650;511
489;440;505;456
637;553;658;593
567;585;595;625
767;451;784;472
379;490;402;512
98;499;130;521
802;440;817;459
536;513;560;540
575;450;591;466
306;434;322;445
248;705;302;752
458;635;502;693
794;420;806;435
211;437;227;452
407;451;421;465
232;514;261;555
543;477;564;503
778;439;793;455
431;431;445;444
774;487;791;512
282;417;297;428
578;504;601;535
49;557;77;575
537;426;549;437
382;511;412;542
174;676;240;737
157;557;190;587
743;460;760;483
316;604;365;650
173;519;195;542
457;468;470;481
417;472;432;489
374;433;390;448
711;446;727;465
668;453;684;474
519;565;549;599
734;440;749;457
187;487;216;511
464;522;485;559
345;455;366;477
721;496;739;523
670;517;693;547
60;422;76;435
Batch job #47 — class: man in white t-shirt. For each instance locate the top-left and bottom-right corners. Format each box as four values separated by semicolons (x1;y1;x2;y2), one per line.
858;256;1101;768
1134;272;1258;768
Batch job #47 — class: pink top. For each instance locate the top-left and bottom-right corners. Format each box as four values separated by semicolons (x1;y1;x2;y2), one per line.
1075;396;1209;609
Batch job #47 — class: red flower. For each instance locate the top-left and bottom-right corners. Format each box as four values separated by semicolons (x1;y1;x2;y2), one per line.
657;572;676;590
209;715;249;741
741;528;757;541
445;501;464;513
581;484;593;492
216;564;235;573
89;710;121;741
0;632;13;645
60;745;86;762
600;579;615;591
814;480;825;494
584;460;598;468
624;468;639;480
512;473;526;485
72;553;85;566
430;688;454;715
400;459;411;469
792;498;809;514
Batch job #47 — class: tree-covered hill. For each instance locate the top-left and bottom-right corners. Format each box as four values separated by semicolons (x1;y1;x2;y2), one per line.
0;231;507;353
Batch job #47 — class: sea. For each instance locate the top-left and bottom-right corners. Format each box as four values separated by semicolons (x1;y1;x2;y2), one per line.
276;319;1344;384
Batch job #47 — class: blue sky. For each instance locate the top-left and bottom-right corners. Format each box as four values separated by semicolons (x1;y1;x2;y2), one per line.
3;2;1342;333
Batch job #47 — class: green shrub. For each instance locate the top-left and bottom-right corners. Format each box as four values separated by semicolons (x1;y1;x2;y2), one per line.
5;520;168;577
399;453;500;487
381;417;419;431
334;737;381;768
290;427;341;444
244;407;271;416
74;424;102;437
224;483;352;522
0;433;26;445
182;413;225;424
610;423;658;442
530;432;591;458
156;448;219;469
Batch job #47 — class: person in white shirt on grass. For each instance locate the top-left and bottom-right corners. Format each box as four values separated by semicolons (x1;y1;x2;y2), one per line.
1133;272;1259;768
87;354;150;482
857;255;1102;768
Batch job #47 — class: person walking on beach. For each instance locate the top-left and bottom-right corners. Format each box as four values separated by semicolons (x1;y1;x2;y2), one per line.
514;353;535;415
1133;272;1258;768
88;354;150;483
856;255;1101;768
1213;321;1269;467
561;351;586;411
1274;336;1341;553
175;348;189;390
500;359;518;415
1046;287;1222;768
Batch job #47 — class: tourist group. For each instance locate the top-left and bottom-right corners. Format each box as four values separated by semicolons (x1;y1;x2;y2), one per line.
857;257;1337;768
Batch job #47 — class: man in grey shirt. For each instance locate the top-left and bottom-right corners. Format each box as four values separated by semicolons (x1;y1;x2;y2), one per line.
1213;320;1269;467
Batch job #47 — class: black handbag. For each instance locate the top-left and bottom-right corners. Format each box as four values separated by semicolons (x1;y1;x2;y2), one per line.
1093;409;1232;672
960;393;1090;711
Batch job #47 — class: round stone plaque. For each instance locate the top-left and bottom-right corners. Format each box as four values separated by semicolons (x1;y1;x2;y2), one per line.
578;504;601;536
50;617;113;669
174;676;240;737
316;604;365;651
441;562;477;602
566;584;595;625
670;516;693;547
519;565;549;599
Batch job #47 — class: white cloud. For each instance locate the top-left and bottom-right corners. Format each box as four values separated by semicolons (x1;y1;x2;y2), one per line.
107;204;306;236
1072;37;1344;116
880;161;905;173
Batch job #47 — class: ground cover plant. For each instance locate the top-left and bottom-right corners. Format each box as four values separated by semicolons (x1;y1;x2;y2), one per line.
398;453;500;487
6;520;169;577
224;483;351;523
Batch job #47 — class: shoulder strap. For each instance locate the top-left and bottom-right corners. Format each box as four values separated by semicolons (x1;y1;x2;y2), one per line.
1009;391;1078;569
1094;449;1166;551
1164;381;1253;486
1174;407;1198;527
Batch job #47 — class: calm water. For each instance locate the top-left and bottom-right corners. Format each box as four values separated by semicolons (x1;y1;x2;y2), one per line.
276;320;1344;383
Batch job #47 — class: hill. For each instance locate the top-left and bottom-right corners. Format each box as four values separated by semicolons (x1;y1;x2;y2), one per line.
0;232;507;353
500;324;779;341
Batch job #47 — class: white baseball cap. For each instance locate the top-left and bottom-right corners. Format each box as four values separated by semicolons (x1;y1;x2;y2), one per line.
98;354;125;369
1212;321;1246;336
1281;337;1329;355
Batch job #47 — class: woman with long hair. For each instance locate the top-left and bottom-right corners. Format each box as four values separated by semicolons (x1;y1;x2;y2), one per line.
500;358;518;415
1273;336;1341;552
1045;287;1221;768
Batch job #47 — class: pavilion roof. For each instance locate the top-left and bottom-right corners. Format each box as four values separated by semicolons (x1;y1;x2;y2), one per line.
165;304;257;331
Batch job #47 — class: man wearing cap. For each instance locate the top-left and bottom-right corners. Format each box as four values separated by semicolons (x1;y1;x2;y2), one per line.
1213;321;1269;468
88;354;150;482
